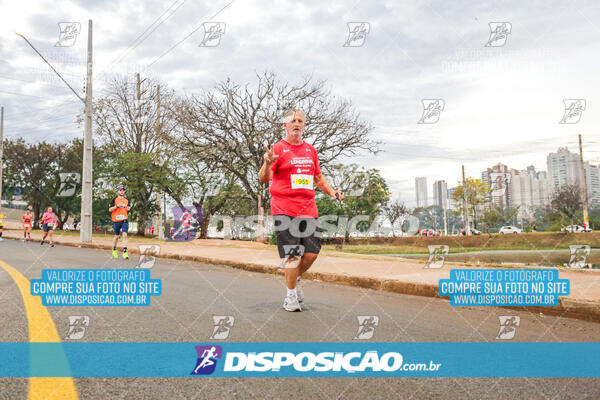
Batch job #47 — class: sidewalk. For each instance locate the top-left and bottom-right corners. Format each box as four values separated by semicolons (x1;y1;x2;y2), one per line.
3;229;600;322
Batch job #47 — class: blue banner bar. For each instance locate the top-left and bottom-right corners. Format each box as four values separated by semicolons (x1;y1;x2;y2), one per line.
0;342;598;377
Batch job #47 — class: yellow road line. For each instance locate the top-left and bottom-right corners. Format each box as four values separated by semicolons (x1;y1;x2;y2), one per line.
0;259;79;400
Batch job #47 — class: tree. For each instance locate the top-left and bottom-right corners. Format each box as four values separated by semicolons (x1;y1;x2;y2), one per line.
2;138;82;225
480;205;520;233
317;164;390;235
382;199;408;236
92;76;184;234
551;184;582;227
452;178;489;228
175;71;380;212
413;205;445;231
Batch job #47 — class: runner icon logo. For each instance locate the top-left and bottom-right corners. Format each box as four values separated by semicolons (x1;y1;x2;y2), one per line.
55;22;81;47
343;22;370;47
485;22;512;47
559;99;586;124
354;316;379;340
210;316;235;340
496;316;520;340
568;245;590;269
425;245;449;269
57;172;81;197
199;22;226;47
346;172;369;196
191;345;223;375
280;245;305;268
137;244;160;269
65;315;89;340
418;99;445;124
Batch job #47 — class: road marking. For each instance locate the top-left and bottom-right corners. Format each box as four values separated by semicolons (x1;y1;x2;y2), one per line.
0;259;79;400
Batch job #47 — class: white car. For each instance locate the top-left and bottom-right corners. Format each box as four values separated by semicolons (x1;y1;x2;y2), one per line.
561;225;592;233
499;226;522;234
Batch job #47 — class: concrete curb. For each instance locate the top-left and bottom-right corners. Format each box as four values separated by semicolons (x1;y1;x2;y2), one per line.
5;236;600;323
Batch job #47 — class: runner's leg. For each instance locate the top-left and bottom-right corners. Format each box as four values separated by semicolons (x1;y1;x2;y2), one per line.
297;252;319;276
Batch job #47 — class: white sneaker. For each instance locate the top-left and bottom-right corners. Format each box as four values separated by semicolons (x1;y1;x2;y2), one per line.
283;294;302;312
296;283;304;303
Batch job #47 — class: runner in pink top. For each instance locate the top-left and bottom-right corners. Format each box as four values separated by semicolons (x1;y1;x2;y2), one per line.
40;206;57;247
259;109;343;312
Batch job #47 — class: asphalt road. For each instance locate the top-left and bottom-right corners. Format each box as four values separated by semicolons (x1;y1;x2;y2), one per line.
0;239;599;399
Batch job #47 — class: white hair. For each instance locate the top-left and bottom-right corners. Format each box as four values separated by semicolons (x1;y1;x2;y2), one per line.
282;109;304;124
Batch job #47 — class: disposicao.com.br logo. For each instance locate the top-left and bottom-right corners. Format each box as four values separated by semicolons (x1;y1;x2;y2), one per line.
190;345;441;376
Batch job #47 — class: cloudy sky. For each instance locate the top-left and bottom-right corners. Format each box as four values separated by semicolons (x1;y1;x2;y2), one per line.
1;0;600;206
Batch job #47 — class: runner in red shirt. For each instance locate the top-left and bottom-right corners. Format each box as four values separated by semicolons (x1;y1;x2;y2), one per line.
259;109;343;312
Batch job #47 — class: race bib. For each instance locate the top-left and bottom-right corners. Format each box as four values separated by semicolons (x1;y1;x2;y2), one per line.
47;223;54;228
115;214;126;221
291;174;313;189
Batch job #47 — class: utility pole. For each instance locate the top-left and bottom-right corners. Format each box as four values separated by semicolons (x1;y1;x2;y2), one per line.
462;165;471;236
0;107;4;209
80;20;93;243
155;85;164;239
14;22;93;242
578;134;590;229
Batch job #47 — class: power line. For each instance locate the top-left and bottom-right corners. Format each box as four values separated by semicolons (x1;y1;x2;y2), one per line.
0;89;61;100
145;0;235;70
99;0;187;77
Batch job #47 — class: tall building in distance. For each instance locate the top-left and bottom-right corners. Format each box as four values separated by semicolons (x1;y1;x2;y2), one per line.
510;166;551;221
415;177;428;208
433;180;448;209
547;147;581;192
481;163;511;208
547;147;600;207
447;187;459;210
482;163;551;222
584;162;600;207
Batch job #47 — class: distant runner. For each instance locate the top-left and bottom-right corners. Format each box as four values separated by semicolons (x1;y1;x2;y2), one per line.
22;209;33;241
259;109;343;312
40;206;57;247
109;185;131;259
0;209;5;241
170;209;197;241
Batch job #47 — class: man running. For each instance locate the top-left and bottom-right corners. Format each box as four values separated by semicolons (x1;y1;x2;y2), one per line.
259;109;343;312
109;185;131;259
0;209;5;241
40;206;57;247
22;209;33;241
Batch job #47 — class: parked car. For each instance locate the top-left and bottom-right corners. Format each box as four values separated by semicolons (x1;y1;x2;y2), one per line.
470;228;482;235
561;225;593;233
499;226;522;234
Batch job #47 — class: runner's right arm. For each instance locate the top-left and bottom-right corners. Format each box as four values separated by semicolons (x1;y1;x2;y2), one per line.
259;144;279;183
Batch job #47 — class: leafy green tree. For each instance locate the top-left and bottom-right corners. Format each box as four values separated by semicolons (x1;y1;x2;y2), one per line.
452;178;489;228
2;138;83;225
317;164;390;235
480;205;520;232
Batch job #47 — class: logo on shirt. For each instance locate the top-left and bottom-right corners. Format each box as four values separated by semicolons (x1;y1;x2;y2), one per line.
283;149;290;153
